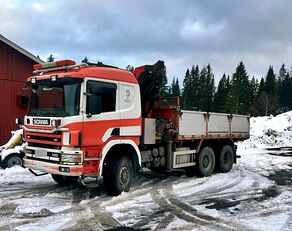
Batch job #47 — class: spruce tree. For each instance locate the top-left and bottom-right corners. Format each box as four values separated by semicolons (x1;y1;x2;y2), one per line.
227;61;251;114
158;69;168;98
82;56;89;63
47;54;55;62
255;66;279;115
250;76;259;99
181;69;192;109
190;65;200;110
277;64;287;110
171;78;180;97
264;66;276;95
205;64;215;111
249;76;259;116
198;66;208;110
214;74;230;112
257;77;265;97
281;72;292;110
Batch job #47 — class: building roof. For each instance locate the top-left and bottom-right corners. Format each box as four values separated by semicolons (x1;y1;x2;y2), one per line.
0;34;43;64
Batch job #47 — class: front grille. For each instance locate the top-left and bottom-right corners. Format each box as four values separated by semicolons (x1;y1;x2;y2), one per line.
26;156;60;164
28;142;61;150
26;135;61;142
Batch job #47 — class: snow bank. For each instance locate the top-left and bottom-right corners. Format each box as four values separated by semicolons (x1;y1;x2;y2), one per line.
242;111;292;148
0;166;51;185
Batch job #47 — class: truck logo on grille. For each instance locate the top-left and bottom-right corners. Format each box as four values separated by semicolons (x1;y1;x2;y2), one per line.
33;118;50;125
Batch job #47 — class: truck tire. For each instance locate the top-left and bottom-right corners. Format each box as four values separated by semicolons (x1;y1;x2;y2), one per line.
218;145;234;173
2;154;23;169
51;174;78;186
103;156;133;196
197;147;215;177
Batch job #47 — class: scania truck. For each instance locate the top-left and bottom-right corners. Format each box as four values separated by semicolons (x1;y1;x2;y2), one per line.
21;59;249;195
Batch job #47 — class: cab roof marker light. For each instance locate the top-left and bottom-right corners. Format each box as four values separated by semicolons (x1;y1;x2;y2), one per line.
33;62;88;75
33;60;76;71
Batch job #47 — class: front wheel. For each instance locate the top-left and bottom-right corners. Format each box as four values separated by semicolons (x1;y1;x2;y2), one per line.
103;156;134;196
51;174;79;186
197;147;215;177
2;154;23;169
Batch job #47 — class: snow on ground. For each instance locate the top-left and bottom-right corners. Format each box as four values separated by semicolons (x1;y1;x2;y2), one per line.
0;111;291;230
243;111;292;148
0;166;51;185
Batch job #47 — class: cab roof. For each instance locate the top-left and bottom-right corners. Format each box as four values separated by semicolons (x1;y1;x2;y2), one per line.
28;62;138;84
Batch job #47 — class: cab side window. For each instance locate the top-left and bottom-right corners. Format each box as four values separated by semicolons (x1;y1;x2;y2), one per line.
86;81;117;114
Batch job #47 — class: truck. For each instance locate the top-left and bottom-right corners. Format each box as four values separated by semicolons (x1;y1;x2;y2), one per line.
21;59;249;195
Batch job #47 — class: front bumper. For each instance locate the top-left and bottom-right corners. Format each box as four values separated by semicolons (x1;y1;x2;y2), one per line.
24;145;84;176
24;158;84;177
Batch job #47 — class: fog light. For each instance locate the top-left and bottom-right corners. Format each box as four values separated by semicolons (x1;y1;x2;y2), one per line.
59;167;70;173
51;75;58;81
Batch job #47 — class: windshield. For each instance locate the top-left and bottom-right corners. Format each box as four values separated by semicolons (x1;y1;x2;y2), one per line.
28;82;81;117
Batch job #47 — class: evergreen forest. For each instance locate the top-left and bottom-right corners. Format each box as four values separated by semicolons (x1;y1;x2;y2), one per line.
166;62;292;116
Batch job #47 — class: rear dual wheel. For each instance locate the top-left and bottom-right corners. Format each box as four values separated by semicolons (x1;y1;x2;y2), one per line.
217;145;234;173
187;144;235;177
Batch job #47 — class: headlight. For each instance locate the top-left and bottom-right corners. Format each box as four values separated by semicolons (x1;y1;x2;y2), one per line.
61;154;82;163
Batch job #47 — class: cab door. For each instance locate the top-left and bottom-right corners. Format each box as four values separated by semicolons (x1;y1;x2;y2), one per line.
83;78;120;147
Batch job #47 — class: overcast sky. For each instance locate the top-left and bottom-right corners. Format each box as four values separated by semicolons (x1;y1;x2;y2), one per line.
1;0;292;84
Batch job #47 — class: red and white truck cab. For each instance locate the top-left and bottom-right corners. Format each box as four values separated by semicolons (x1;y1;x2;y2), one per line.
23;60;142;194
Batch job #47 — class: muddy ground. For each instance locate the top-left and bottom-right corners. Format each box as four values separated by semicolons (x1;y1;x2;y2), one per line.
0;147;291;231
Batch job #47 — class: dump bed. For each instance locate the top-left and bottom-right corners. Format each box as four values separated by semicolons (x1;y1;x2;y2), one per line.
178;110;249;140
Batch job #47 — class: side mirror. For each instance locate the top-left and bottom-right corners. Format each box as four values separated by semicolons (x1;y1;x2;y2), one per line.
15;118;22;125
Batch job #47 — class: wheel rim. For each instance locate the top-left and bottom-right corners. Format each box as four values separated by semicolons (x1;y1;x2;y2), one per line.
203;155;209;168
7;157;22;168
120;166;130;187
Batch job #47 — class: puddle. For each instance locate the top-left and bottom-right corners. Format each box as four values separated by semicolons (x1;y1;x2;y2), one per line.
268;170;292;186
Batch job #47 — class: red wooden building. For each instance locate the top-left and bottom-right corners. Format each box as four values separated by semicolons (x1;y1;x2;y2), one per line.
0;34;42;145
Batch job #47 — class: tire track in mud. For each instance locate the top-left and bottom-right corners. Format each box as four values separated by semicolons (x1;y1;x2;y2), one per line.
0;184;70;200
64;205;120;231
93;172;258;230
127;171;259;230
179;169;268;209
154;181;256;231
0;203;20;230
56;174;168;231
1;165;288;231
66;174;179;230
0;183;80;231
66;175;185;230
154;213;175;230
0;203;18;220
179;171;245;199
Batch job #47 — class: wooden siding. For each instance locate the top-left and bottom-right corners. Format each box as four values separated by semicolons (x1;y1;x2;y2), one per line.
0;40;35;144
